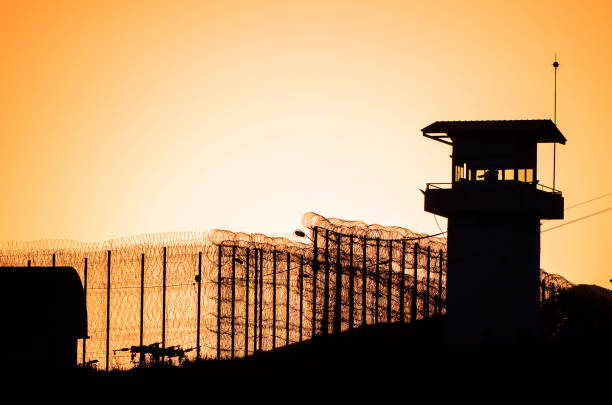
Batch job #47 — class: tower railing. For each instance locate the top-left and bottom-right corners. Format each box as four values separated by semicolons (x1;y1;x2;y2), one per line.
426;181;562;195
425;183;452;190
535;183;562;195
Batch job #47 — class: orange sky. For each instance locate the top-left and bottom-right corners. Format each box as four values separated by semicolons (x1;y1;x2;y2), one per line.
1;0;610;288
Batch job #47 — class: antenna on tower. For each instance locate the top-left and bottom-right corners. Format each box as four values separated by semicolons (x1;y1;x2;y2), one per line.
553;53;559;124
552;54;559;191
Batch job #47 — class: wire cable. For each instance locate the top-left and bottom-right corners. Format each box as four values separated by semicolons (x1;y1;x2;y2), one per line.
542;206;612;233
565;191;612;211
433;214;447;243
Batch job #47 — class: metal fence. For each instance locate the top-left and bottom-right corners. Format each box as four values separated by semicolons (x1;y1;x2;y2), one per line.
215;230;447;361
0;212;571;370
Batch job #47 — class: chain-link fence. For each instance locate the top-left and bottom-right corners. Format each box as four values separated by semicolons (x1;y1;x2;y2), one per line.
0;212;571;370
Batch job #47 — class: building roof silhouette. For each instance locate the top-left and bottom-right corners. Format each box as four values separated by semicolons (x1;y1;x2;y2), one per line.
421;119;566;145
0;267;87;338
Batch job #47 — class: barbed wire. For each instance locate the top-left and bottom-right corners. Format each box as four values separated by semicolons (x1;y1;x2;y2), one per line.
0;211;572;369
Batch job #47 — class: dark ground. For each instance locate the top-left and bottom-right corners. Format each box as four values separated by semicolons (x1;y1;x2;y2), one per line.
116;283;611;380
20;284;612;394
75;319;609;386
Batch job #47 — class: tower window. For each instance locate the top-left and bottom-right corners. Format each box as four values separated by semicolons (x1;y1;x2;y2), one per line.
454;165;468;182
516;169;535;183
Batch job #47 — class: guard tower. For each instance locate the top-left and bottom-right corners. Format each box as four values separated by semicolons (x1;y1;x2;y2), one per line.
422;120;566;349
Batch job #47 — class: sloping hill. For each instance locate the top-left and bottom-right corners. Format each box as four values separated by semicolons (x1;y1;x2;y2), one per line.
549;283;612;340
71;283;611;383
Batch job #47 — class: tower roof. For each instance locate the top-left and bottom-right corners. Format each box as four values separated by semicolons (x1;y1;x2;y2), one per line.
422;119;566;145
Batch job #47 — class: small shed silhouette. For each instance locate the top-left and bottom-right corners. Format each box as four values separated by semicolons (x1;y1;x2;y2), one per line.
0;267;87;368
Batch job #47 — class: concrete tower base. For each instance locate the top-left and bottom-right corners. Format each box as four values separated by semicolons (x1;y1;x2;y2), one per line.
445;214;541;350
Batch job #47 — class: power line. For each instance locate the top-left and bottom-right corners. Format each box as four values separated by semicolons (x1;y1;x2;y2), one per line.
433;214;447;243
565;191;612;211
542;206;612;233
407;231;447;240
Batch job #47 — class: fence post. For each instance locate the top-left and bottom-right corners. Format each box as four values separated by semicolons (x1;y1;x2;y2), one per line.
197;251;202;360
333;232;342;334
560;283;568;323
438;249;444;316
83;257;88;366
140;253;145;366
323;229;330;336
411;243;419;322
312;227;319;337
217;245;222;360
258;249;263;351
400;241;406;323
52;253;56;267
362;236;367;326
286;252;290;346
272;250;277;349
426;246;431;318
253;249;258;352
387;241;393;324
375;238;380;324
348;235;354;331
245;248;250;357
27;260;31;267
541;280;547;334
231;246;236;359
162;246;167;363
299;255;304;342
105;250;111;372
549;284;556;335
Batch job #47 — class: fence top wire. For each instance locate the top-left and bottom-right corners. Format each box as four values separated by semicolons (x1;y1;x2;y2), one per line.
0;231;216;254
302;212;447;249
0;212;446;258
541;270;573;289
0;211;573;296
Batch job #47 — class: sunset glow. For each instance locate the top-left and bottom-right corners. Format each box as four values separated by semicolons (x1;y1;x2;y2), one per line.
1;0;611;288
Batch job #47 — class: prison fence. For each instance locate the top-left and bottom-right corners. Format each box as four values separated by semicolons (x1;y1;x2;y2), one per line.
540;270;575;337
0;212;571;370
214;219;448;361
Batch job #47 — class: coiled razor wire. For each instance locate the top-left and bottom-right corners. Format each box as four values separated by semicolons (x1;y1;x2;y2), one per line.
0;212;571;369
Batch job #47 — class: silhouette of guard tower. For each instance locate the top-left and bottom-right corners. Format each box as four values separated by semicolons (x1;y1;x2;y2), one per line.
422;120;566;349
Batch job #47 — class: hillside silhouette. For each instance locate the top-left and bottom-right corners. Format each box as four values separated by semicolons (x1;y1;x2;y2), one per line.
69;282;610;385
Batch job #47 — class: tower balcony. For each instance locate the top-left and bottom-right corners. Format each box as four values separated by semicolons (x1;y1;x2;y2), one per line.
424;181;564;219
